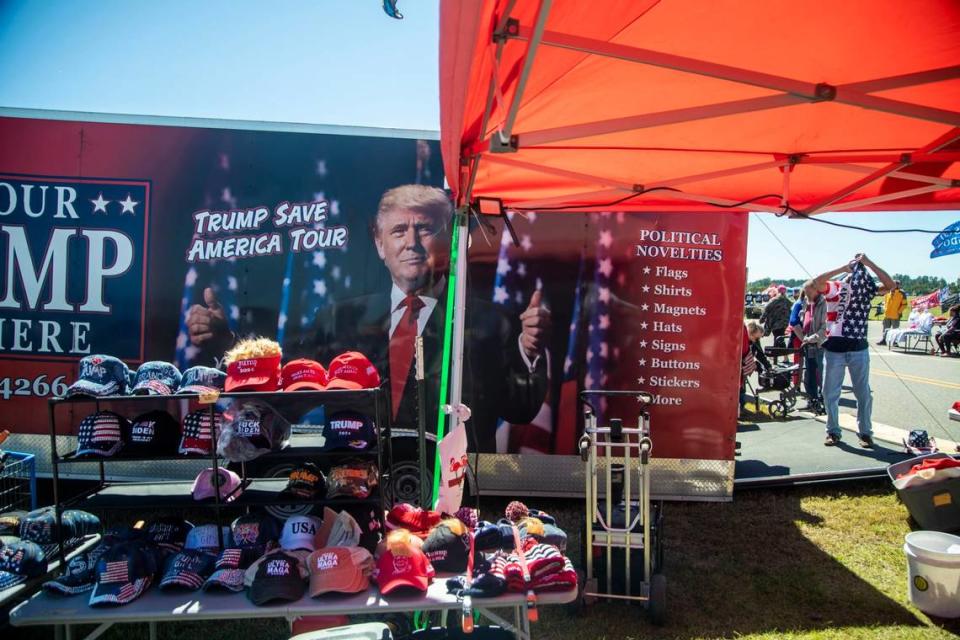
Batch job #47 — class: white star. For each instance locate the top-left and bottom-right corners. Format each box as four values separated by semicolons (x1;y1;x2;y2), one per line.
332;266;341;281
599;287;610;304
229;305;239;321
90;192;110;213
184;345;199;361
220;187;236;207
497;257;512;276
227;276;237;291
283;277;291;287
514;291;523;304
119;194;139;215
641;303;649;311
312;252;326;268
344;275;351;289
278;313;287;329
301;314;311;326
584;373;594;388
599;230;613;249
564;356;573;373
599;314;610;330
640;322;648;330
520;235;533;252
185;268;197;287
599;258;613;278
176;332;187;350
642;285;650;293
219;153;230;170
517;263;527;278
639;340;647;348
586;349;594;363
313;280;327;297
643;266;651;275
638;358;646;367
599;343;608;358
330;200;340;216
493;286;509;304
316;159;327;176
637;376;646;385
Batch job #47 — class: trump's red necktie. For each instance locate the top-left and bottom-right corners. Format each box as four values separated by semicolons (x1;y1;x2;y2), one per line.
389;295;424;419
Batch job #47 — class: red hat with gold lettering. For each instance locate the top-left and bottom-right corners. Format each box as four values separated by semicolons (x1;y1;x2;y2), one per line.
325;352;381;390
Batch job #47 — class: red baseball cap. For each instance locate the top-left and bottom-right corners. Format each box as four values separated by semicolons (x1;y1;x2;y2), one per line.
375;543;434;594
325;352;380;390
225;356;281;392
281;359;328;391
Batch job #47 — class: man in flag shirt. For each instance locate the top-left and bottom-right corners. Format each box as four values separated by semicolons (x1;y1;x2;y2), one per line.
805;254;895;447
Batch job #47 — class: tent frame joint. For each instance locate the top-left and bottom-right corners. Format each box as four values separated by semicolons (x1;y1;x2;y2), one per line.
493;17;520;43
490;132;519;153
812;82;836;102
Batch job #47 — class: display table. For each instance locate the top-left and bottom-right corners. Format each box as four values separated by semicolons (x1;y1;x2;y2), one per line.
11;578;576;640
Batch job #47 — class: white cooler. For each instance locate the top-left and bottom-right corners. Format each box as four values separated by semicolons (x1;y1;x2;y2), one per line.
903;531;960;619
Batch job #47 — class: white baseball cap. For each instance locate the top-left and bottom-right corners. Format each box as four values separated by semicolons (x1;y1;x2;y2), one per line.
280;515;322;552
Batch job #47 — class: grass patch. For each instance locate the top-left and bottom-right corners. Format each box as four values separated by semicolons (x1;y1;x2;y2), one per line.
10;485;960;640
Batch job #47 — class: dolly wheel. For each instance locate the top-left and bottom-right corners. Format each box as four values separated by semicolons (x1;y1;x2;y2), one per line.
649;573;666;626
768;400;786;420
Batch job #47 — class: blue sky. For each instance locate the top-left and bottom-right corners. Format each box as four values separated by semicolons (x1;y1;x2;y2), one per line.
1;0;957;281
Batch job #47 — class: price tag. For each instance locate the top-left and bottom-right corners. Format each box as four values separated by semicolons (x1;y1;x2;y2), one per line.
199;390;221;404
933;492;952;507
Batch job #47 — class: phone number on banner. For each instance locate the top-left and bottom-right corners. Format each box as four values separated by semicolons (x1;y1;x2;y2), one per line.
0;376;68;400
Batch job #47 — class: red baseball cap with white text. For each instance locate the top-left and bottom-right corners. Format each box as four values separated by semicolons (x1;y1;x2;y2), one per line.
325;352;380;390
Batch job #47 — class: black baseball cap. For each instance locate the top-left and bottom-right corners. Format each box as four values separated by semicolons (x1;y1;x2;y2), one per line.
230;512;280;555
89;541;158;607
159;549;216;591
19;508;81;557
282;462;327;500
248;551;307;605
66;355;130;397
326;461;378;499
76;411;128;458
178;366;227;395
422;520;472;573
322;411;375;451
43;543;109;596
144;516;194;557
122;410;181;456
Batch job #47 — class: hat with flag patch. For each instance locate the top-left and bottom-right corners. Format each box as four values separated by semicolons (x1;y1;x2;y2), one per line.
322;411;375;451
904;429;938;455
203;547;261;592
76;411;127;458
66;355;130;398
281;359;328;391
131;361;182;396
325;352;381;390
89;541;157;606
159;549;216;591
248;551;308;605
43;544;109;595
178;366;227;395
0;539;46;590
179;409;223;455
122;410;180;456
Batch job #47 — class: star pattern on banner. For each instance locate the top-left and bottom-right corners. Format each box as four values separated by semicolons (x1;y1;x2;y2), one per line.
119;194;139;215
91;192;110;213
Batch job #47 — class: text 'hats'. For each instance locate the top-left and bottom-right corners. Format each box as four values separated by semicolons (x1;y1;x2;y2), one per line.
0;539;46;590
76;411;127;458
281;359;328;391
225;355;282;392
66;355;130;397
322;411;375;451
89;542;156;607
280;515;322;552
43;544;109;595
325;352;381;390
132;361;182;396
192;468;243;503
184;524;231;553
422;521;472;573
159;549;216;591
123;410;180;456
308;546;373;597
283;462;327;500
179;409;223;455
375;539;434;594
248;551;307;605
178;366;226;395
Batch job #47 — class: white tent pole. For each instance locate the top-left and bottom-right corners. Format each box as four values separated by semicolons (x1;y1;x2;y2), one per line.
804;160;910;215
820;164;957;188
823;184;946;212
448;205;470;419
496;0;552;146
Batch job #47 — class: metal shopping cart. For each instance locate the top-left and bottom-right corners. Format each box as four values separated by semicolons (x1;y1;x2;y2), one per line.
0;451;37;513
759;345;823;419
577;390;666;624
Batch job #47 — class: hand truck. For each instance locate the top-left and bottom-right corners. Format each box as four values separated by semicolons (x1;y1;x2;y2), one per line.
577;390;666;624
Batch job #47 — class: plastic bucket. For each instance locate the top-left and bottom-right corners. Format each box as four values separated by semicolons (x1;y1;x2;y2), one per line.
903;531;960;618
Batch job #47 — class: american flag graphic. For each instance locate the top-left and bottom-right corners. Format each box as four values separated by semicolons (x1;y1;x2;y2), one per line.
175;150;241;368
555;250;587;454
100;561;129;584
216;549;242;568
492;211;552;454
585;213;619;425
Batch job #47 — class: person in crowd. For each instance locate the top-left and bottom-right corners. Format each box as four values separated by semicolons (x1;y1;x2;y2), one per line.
786;289;805;385
886;304;934;349
804;254;894;447
800;282;826;412
740;321;771;410
877;280;907;345
760;285;792;349
935;305;960;356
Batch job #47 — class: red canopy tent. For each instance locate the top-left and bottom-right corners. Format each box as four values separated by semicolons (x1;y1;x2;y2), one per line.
440;0;960;214
431;0;960;506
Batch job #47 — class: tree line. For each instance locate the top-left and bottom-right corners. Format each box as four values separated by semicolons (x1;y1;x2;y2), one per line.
747;274;958;295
